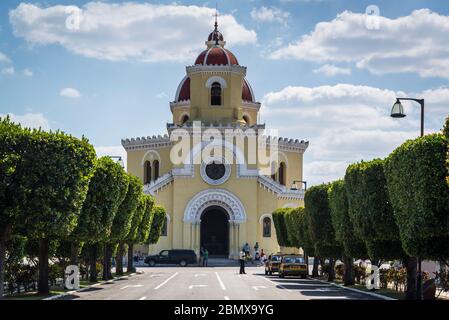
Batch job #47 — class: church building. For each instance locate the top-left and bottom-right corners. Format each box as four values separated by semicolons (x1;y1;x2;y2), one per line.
122;20;308;259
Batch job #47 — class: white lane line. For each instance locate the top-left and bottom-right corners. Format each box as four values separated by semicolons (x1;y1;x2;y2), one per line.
260;276;292;292
189;284;208;289
139;296;147;300
215;272;226;291
154;272;179;290
224;296;230;300
120;284;143;290
195;273;207;277
252;285;267;291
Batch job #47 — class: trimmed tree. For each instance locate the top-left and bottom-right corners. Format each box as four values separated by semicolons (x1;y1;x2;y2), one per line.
137;195;155;244
72;157;129;282
385;133;449;297
19;129;96;294
110;174;142;276
329;180;366;286
305;184;341;281
146;205;166;246
285;208;302;249
0;117;30;298
126;194;147;273
272;208;291;248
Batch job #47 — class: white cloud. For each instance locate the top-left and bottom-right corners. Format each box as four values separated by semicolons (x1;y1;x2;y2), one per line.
261;84;449;185
313;64;351;76
270;9;449;79
250;6;290;23
9;2;256;63
23;68;33;77
0;113;50;130
1;67;15;75
60;88;81;98
94;146;127;171
0;52;11;64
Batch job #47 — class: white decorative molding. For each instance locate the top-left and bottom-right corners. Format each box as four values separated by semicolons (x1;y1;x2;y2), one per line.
174;75;189;102
282;203;298;209
143;172;173;195
200;157;231;185
141;149;161;167
259;213;273;224
257;175;305;200
165;213;171;223
183;189;246;223
205;76;228;88
186;65;247;77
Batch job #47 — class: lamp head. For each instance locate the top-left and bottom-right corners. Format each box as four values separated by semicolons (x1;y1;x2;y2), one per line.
391;99;406;118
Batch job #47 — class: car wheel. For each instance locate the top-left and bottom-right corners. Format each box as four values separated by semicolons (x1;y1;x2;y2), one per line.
301;274;307;279
148;260;156;267
179;260;187;267
269;271;272;276
265;269;268;275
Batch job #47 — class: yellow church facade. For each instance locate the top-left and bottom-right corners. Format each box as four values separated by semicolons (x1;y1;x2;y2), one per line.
122;22;308;259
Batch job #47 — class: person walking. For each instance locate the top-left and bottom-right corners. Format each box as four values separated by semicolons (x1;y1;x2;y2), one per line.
203;249;209;267
239;249;246;274
199;247;204;266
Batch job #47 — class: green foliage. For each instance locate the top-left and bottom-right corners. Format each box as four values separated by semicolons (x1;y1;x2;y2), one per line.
298;209;315;256
126;194;147;244
345;159;404;260
74;157;129;243
285;208;303;248
137;195;155;243
385;133;449;259
328;180;367;259
443;116;449;139
146;205;166;245
272;208;291;247
110;174;142;243
305;184;341;258
18;129;96;239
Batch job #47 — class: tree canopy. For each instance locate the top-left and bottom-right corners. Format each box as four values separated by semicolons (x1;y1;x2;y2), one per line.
146;205;166;245
272;208;291;248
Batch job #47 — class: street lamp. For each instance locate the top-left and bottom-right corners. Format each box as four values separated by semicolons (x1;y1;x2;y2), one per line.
291;180;307;191
390;98;425;137
390;97;425;300
109;156;125;169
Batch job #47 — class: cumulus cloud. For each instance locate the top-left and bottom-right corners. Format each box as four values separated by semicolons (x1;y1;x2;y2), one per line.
0;113;50;130
1;67;15;75
60;88;81;98
261;84;449;185
270;9;449;79
0;52;11;64
313;64;351;76
23;68;33;77
250;6;290;23
9;2;256;63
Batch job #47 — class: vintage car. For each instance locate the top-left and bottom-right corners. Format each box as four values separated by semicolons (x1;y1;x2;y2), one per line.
278;255;308;278
264;254;284;275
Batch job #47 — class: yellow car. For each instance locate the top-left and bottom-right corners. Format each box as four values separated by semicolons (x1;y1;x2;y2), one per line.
278;255;308;278
264;254;283;275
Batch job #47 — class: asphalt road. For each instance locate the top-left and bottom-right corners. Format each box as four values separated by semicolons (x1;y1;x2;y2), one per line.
60;264;380;300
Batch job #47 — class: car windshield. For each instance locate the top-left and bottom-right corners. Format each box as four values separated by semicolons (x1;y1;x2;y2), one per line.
283;257;304;263
271;256;281;261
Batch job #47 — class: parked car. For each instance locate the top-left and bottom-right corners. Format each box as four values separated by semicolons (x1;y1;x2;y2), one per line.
265;254;284;275
278;255;307;278
144;249;197;267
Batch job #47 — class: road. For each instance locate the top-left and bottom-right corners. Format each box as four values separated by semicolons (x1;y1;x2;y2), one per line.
60;264;380;300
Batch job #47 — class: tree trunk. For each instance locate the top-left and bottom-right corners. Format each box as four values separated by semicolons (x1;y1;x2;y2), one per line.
127;243;134;273
312;256;319;277
328;258;336;282
0;224;12;299
38;238;50;294
304;250;309;276
89;243;98;283
107;244;113;279
344;256;355;286
116;243;124;276
70;241;79;266
404;256;417;300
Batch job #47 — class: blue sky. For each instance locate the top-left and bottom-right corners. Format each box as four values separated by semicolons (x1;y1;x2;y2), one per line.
1;0;448;185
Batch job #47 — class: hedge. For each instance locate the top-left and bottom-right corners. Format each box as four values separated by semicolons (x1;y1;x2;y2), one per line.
272;208;291;248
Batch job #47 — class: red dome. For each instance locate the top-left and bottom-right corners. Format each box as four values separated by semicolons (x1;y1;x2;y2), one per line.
242;78;255;102
176;77;190;102
194;46;239;66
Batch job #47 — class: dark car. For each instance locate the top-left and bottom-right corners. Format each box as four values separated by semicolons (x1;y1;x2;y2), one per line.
278;255;307;278
144;249;197;267
265;254;283;275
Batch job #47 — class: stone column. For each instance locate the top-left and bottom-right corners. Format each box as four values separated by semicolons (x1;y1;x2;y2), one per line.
228;221;234;259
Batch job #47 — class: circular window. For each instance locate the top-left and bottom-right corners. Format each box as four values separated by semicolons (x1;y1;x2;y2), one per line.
200;159;231;185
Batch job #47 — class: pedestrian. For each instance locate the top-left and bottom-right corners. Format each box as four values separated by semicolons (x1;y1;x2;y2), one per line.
239;249;246;274
199;247;204;266
203;249;209;267
254;242;259;254
243;243;250;255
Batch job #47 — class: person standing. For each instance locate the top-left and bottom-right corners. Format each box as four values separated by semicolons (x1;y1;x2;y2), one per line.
199;247;204;266
239;249;246;274
254;242;259;254
203;249;209;267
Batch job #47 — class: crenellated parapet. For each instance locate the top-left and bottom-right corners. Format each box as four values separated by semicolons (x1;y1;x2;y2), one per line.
121;134;171;151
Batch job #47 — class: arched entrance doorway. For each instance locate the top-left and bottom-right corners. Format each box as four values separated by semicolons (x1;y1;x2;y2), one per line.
200;206;229;257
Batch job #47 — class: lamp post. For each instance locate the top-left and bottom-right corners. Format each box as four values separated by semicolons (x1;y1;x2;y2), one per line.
291;180;307;191
390;97;424;300
108;156;125;169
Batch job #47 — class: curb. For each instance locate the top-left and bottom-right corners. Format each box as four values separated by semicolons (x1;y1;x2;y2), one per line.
43;272;139;300
312;278;396;300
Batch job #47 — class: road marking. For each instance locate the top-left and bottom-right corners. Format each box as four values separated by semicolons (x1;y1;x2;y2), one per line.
260;276;292;292
224;296;230;300
120;284;143;290
195;273;207;277
215;272;226;291
139;296;147;300
154;272;179;290
252;285;267;291
189;284;208;289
